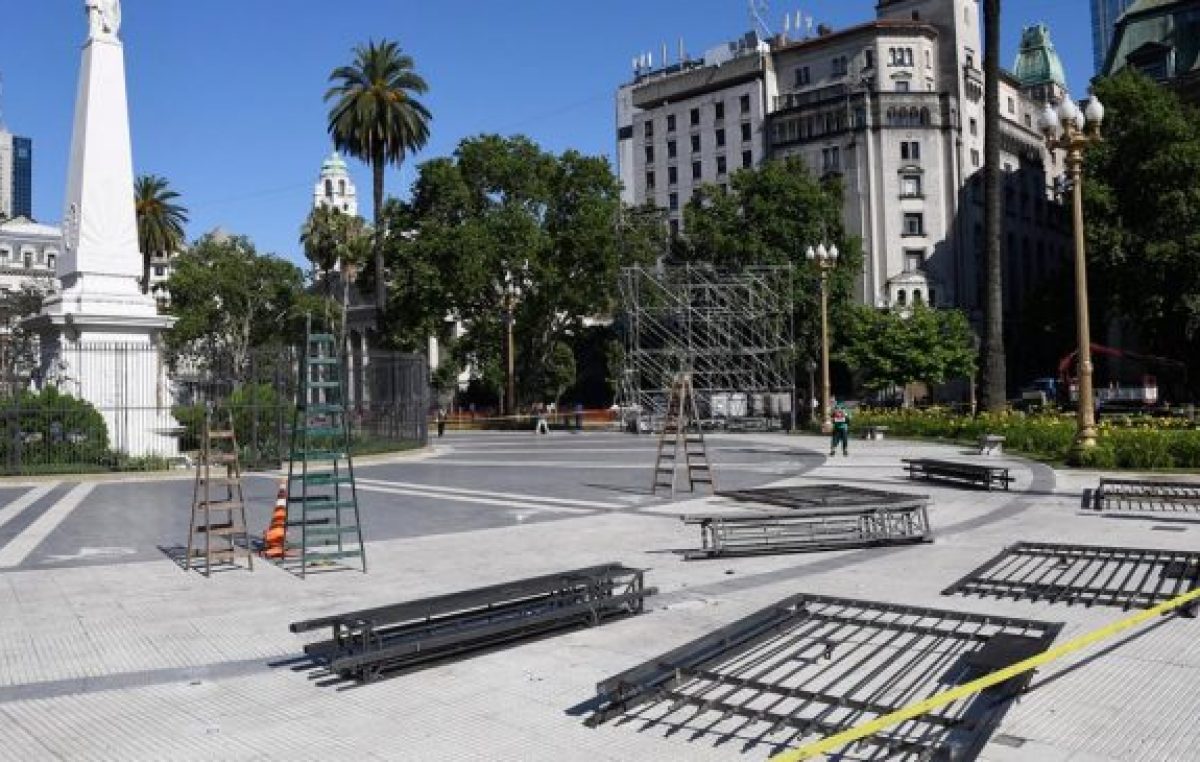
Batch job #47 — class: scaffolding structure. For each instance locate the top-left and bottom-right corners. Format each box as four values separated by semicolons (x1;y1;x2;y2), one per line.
618;264;795;429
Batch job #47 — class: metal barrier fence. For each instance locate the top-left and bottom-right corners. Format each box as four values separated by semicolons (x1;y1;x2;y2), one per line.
0;344;428;475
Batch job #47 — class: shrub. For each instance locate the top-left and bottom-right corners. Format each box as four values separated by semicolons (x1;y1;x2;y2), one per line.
0;388;110;469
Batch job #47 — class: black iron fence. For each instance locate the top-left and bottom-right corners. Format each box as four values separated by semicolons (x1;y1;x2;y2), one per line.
0;344;428;475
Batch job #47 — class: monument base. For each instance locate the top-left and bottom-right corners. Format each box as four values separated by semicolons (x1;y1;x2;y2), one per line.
26;288;179;459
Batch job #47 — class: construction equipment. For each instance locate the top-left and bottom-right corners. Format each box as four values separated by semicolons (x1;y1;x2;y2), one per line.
291;564;654;683
651;373;714;496
282;316;366;576
185;405;254;575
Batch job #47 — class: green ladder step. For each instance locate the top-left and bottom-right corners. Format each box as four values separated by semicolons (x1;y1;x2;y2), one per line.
288;498;358;510
294;427;345;437
294;450;348;461
307;333;336;342
289;473;354;486
302;526;360;538
304;381;342;390
306;358;340;366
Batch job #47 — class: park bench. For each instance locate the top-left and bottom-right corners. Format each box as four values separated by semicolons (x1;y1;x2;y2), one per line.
978;434;1006;456
289;563;654;682
1086;477;1200;514
862;425;889;441
682;499;931;559
903;458;1014;491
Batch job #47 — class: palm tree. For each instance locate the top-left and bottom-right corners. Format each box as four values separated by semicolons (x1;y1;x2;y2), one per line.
134;174;189;296
980;0;1007;412
300;205;371;345
325;39;431;322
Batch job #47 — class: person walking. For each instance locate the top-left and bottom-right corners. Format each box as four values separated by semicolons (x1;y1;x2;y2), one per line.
535;403;550;435
436;407;447;438
829;401;851;457
573;402;584;432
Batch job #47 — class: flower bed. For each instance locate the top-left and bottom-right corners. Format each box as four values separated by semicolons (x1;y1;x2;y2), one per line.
851;407;1200;469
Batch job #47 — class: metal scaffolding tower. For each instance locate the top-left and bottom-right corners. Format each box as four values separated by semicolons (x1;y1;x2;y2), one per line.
618;264;795;429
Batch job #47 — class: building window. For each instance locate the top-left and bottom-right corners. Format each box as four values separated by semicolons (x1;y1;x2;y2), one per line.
742;150;753;168
969;117;977;136
1007;97;1015;114
741;122;752;142
669;192;679;211
889;47;914;66
47;254;56;269
667;140;677;159
831;57;847;77
864;49;875;69
690;108;700;126
903;212;924;236
897;289;907;306
669;218;680;236
644;120;654;138
1024;113;1032;128
644;145;654;163
668;166;678;185
153;265;165;277
692;161;702;180
716;128;726;147
971;149;980;167
716;155;727;175
925;50;932;68
794;66;810;87
715;102;725;120
23;253;32;269
667;114;676;132
740;94;751;114
900;174;922;197
900;141;921;161
691;134;701;153
645;171;656;191
913;289;923;304
324;180;333;198
896;80;911;92
821;146;840;171
904;250;924;271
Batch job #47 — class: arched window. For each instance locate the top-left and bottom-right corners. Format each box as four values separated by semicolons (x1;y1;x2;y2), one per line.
339;180;346;195
913;289;923;304
897;289;907;306
325;179;333;198
929;289;936;305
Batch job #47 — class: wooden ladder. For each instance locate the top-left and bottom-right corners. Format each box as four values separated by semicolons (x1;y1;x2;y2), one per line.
186;406;254;576
651;373;715;497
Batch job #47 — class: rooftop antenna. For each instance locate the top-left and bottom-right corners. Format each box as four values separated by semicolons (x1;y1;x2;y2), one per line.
662;42;669;67
783;13;791;34
0;73;6;131
748;0;772;38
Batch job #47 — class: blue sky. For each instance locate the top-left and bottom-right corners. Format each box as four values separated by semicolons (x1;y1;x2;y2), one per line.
3;0;1097;266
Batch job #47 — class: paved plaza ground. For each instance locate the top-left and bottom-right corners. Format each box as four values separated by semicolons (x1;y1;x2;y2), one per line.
0;430;1197;760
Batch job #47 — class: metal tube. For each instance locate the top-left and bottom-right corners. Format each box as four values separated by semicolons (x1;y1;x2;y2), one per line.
819;270;832;434
1069;146;1097;450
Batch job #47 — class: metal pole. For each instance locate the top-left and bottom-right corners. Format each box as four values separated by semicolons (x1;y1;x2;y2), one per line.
1069;147;1097;450
819;270;832;434
505;300;516;418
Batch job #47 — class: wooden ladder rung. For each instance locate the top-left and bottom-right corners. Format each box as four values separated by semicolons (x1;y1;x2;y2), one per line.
198;500;244;511
208;431;236;440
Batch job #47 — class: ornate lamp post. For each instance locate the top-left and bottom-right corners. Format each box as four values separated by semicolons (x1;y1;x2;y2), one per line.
806;243;839;434
1039;93;1104;451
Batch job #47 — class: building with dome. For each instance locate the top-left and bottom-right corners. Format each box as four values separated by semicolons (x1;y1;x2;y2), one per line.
617;0;1072;344
1102;0;1200;105
313;151;358;217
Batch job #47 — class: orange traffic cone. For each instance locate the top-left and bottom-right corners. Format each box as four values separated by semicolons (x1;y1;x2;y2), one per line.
263;479;288;559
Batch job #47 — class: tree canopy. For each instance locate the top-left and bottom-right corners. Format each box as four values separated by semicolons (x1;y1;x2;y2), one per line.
1085;70;1200;389
165;233;328;372
391;134;660;404
134;174;188;296
838;304;977;393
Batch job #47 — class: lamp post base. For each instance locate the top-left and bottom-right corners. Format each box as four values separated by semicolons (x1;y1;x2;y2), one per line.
820;421;833;435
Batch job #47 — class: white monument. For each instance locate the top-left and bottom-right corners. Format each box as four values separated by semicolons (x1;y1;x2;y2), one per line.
27;0;179;457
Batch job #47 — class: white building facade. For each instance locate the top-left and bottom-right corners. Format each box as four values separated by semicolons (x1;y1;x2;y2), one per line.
314;151;359;217
617;0;1071;318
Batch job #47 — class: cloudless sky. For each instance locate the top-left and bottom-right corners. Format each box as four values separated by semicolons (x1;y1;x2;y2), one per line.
2;0;1097;266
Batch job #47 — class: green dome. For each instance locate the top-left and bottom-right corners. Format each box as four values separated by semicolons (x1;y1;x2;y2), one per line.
321;151;348;175
1013;24;1067;87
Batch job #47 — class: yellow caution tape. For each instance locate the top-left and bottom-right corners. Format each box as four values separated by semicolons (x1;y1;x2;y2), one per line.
772;585;1200;761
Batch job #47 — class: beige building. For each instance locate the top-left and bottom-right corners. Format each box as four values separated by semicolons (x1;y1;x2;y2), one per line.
617;0;1072;318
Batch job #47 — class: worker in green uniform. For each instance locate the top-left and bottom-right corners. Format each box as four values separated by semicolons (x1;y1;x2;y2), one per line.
829;400;850;457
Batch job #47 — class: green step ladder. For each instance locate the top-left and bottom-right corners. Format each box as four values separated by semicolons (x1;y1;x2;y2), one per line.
283;316;367;577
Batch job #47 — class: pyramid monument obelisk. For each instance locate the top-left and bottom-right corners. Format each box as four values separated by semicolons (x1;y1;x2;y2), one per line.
27;0;178;457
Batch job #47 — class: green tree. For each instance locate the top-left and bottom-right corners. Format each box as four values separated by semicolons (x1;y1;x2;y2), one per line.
300;205;372;341
980;0;1007;411
838;304;977;401
540;341;577;406
0;280;54;393
326;39;432;319
1085;70;1200;393
401;134;660;405
682;156;862;365
165;233;329;374
134;174;189;296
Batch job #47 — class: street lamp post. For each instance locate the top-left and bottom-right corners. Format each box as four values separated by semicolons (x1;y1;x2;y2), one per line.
806;243;839;434
1039;92;1105;452
806;360;818;426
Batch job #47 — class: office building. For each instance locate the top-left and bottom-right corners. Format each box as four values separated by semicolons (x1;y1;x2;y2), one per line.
1093;0;1137;74
0;131;33;220
1102;0;1200;104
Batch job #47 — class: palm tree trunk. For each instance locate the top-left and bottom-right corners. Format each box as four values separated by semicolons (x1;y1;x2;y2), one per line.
142;252;151;295
981;0;1007;412
372;150;386;325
